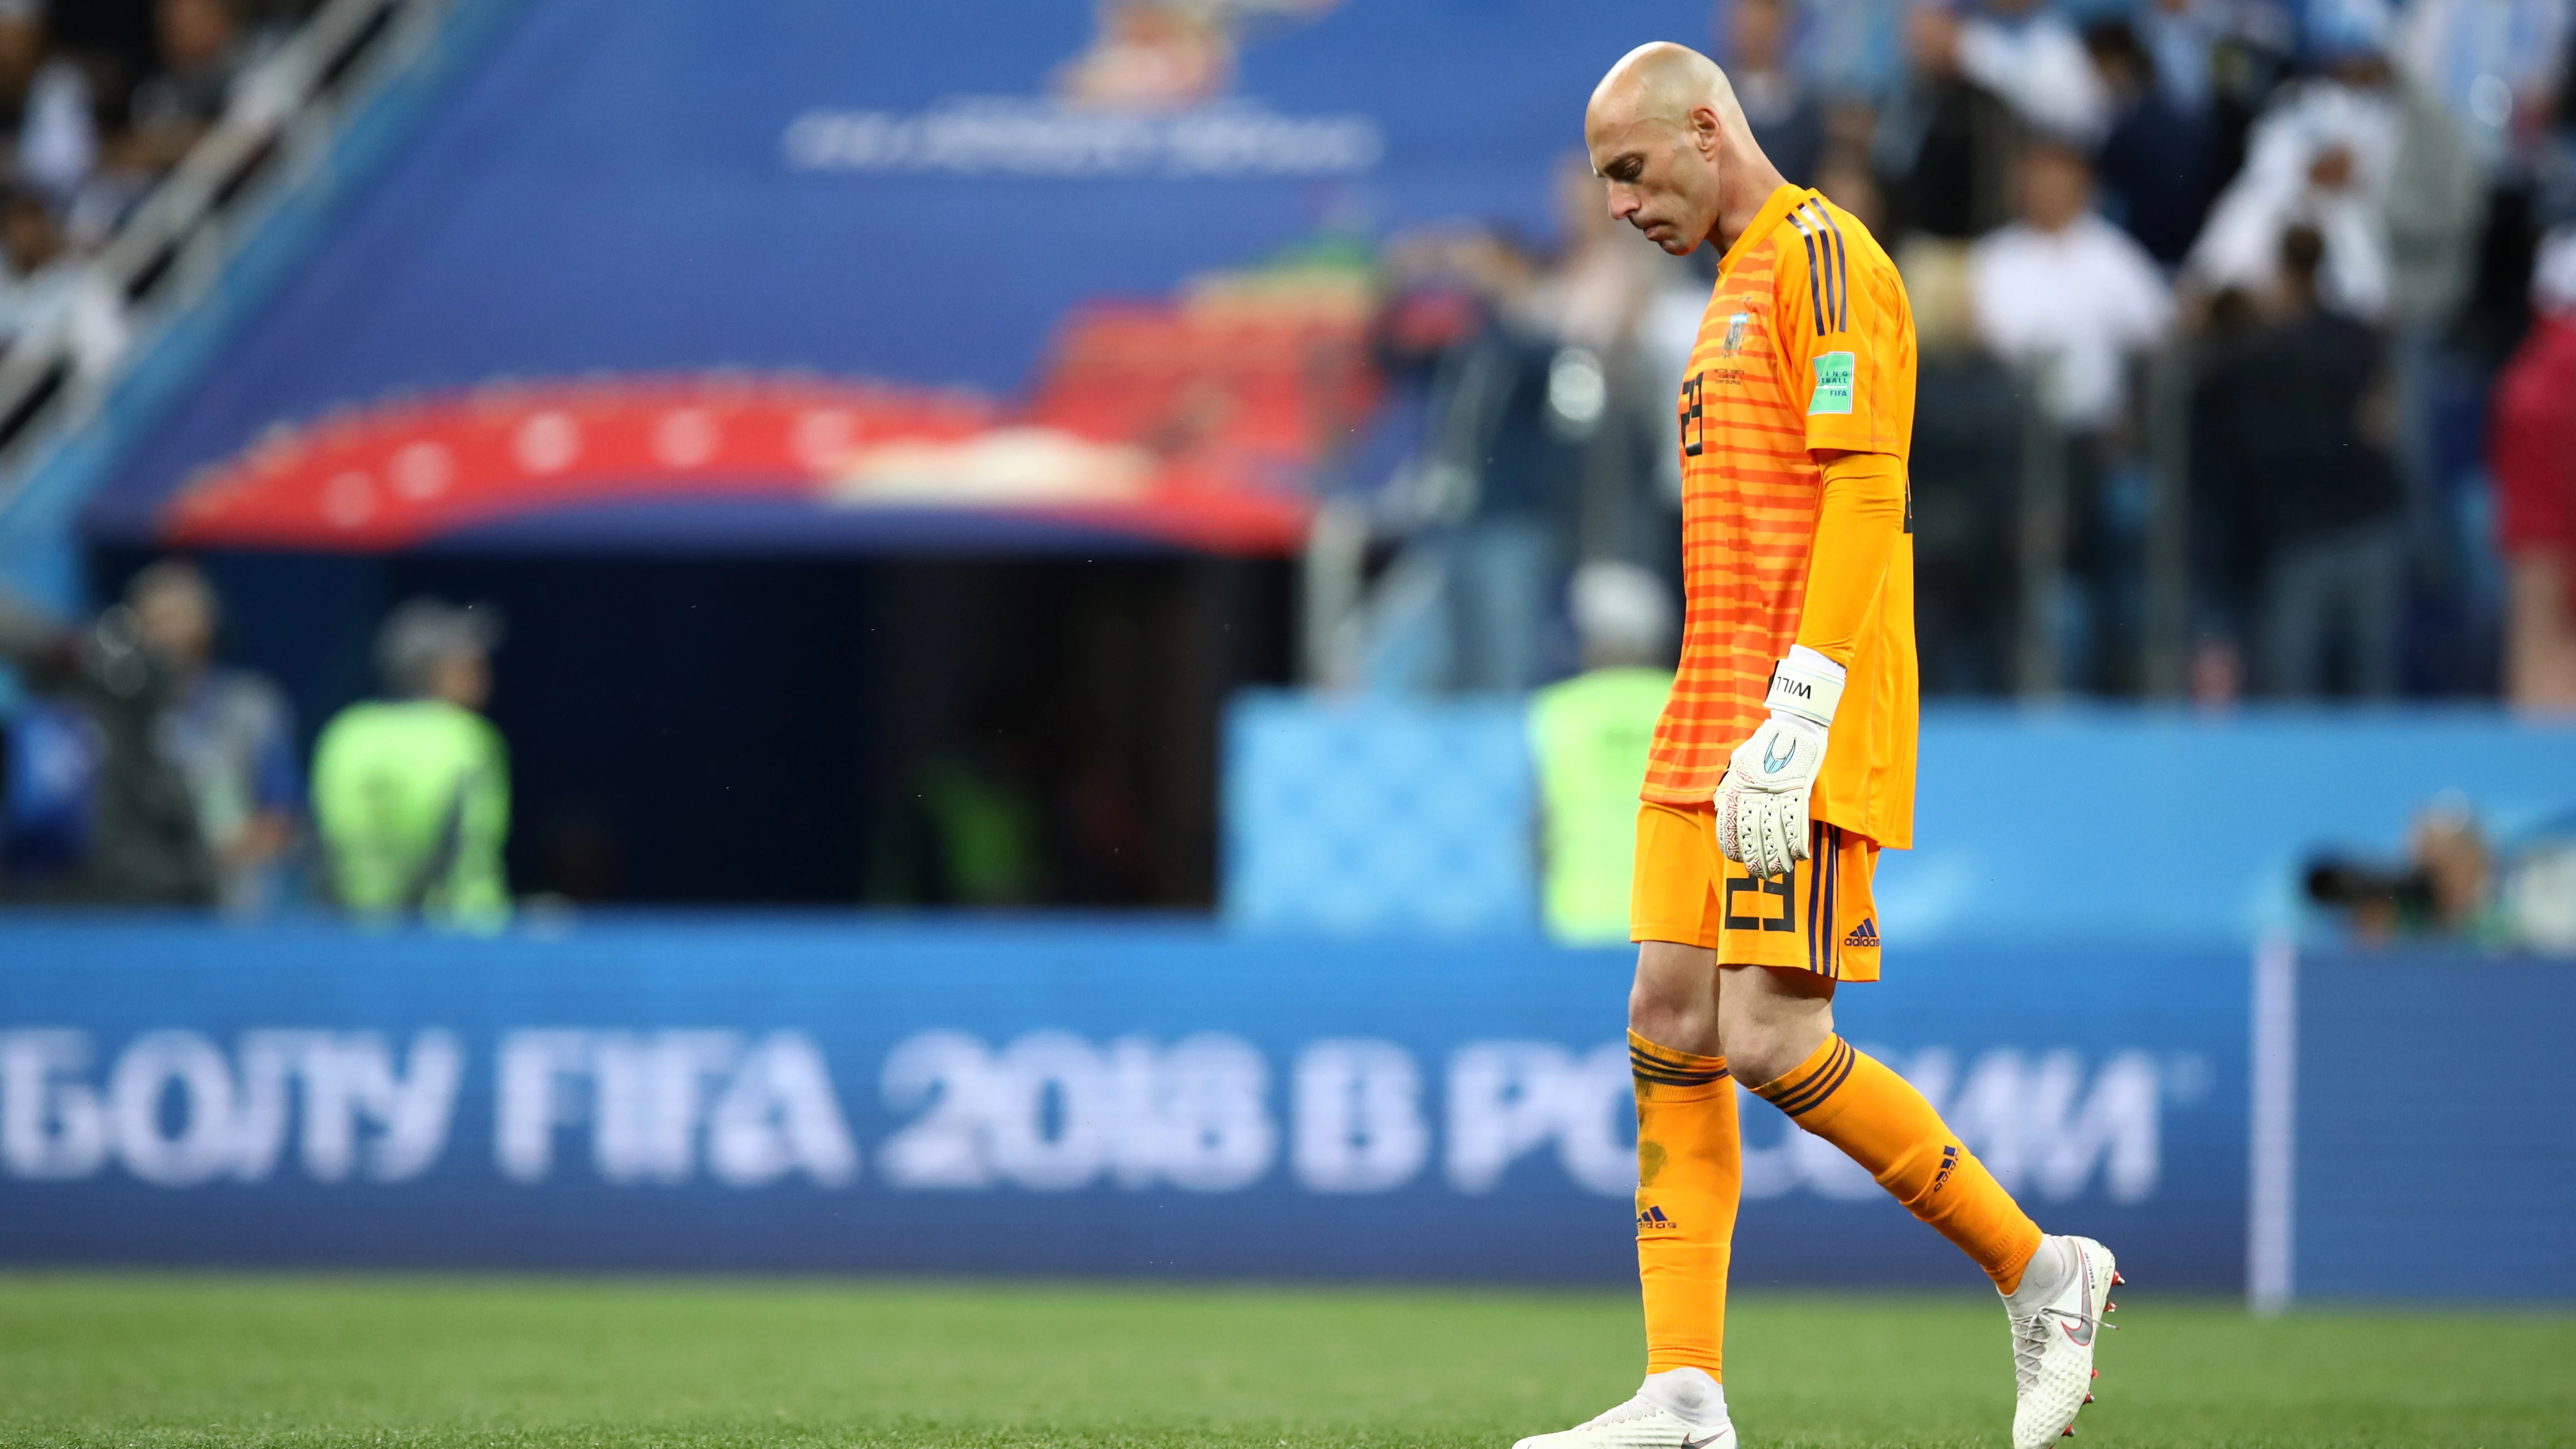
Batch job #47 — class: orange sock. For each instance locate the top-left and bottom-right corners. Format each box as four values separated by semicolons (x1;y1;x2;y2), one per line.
1751;1034;2044;1292
1631;1031;1740;1379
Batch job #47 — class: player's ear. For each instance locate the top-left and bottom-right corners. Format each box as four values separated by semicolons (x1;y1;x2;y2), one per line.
1689;105;1723;156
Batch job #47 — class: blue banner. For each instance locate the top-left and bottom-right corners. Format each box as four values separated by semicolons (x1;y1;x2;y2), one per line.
2294;951;2576;1302
0;920;2248;1287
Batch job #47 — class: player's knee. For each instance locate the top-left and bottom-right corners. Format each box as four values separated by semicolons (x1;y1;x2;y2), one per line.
1628;941;1722;1047
1717;1015;1827;1089
1714;965;1834;1086
1626;973;1689;1039
1627;967;1717;1051
1720;1032;1800;1091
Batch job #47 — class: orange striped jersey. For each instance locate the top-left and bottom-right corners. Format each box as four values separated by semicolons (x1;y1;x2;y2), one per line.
1640;185;1919;849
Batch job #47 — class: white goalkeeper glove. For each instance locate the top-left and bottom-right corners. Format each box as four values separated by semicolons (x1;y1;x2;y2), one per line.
1717;647;1845;880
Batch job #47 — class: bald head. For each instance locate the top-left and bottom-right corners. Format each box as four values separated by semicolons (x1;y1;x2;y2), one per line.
1587;41;1741;136
1583;42;1776;256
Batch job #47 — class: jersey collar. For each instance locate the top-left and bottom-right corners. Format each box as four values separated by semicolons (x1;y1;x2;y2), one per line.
1716;183;1810;281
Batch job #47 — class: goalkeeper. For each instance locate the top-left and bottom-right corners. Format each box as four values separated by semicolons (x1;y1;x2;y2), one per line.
1509;42;2120;1449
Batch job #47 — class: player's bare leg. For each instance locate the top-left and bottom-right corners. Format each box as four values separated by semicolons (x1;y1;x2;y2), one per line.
1721;962;2118;1445
1514;941;1737;1449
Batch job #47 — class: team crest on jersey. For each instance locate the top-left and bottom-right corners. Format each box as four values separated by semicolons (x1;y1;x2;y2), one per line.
1720;310;1751;355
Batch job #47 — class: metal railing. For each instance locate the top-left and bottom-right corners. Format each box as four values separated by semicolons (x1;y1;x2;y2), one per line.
2011;342;2197;701
2012;363;2070;699
2141;338;2194;700
0;0;450;521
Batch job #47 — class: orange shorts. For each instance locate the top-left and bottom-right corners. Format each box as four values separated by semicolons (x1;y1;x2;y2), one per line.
1629;800;1884;981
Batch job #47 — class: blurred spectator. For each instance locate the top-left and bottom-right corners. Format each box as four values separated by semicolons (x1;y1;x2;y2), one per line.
1909;347;2025;692
2305;792;2502;942
1433;229;1575;692
1812;142;1889;232
879;692;1048;907
126;559;299;914
1529;561;1674;945
2135;0;2225;117
2194;226;2408;696
1957;0;2111;143
1360;205;1616;692
2194;8;2482;609
1970;139;2173;434
11;8;100;214
2188;11;2482;331
2203;0;2303;166
0;183;124;369
2296;790;2576;952
1873;1;2020;242
2504;807;2576;954
2187;61;2399;318
2491;225;2576;711
0;183;76;339
122;0;259;172
1971;139;2173;691
2084;18;2220;264
1889;157;2021;693
1537;159;1689;594
1724;0;1826;186
310;599;509;927
1799;0;1909;100
0;1;41;131
2372;58;2485;567
0;583;215;904
23;0;311;249
2396;0;2570;174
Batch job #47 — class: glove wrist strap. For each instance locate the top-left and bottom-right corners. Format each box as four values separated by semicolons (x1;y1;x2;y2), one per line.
1765;647;1846;728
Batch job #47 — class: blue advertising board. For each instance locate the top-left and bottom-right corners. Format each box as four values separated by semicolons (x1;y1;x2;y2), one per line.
2293;951;2576;1302
0;919;2248;1288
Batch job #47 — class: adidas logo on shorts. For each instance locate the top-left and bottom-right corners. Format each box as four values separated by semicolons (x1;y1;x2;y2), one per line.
1842;917;1879;950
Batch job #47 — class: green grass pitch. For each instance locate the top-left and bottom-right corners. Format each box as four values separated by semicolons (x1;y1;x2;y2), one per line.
1;1275;2569;1447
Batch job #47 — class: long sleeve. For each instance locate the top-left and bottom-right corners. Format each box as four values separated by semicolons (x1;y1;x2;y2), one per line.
1795;451;1908;666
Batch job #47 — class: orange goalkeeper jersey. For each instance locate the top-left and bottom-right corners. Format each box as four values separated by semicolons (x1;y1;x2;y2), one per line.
1640;185;1919;849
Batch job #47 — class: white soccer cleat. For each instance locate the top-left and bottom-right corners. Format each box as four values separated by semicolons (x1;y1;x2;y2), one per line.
2005;1234;2120;1447
1511;1368;1735;1449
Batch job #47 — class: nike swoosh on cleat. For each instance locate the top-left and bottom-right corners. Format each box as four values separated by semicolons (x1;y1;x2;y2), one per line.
1680;1433;1725;1449
2060;1245;2097;1347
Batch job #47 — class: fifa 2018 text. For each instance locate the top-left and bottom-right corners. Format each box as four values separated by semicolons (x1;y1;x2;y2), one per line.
0;1026;2178;1207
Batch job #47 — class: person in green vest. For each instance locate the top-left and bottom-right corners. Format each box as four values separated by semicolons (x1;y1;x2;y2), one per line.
1529;561;1677;944
311;598;509;928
